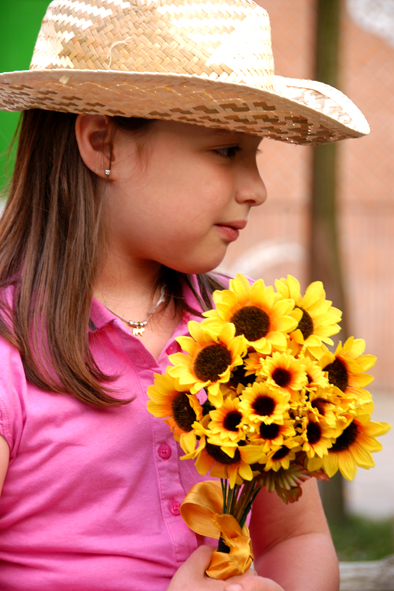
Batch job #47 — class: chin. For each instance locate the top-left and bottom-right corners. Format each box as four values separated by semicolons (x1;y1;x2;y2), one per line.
169;257;226;276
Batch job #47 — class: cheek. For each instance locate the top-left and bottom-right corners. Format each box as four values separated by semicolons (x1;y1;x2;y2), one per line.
143;190;216;234
111;162;231;249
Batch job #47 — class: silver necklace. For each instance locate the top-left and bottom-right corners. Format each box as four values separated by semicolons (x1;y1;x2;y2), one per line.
105;285;166;337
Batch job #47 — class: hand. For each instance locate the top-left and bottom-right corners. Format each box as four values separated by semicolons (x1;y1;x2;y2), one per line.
167;545;285;591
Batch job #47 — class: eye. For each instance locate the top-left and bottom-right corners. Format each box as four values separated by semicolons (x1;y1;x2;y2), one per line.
214;146;241;158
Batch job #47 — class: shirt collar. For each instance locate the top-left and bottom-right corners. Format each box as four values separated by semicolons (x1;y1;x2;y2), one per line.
88;275;205;334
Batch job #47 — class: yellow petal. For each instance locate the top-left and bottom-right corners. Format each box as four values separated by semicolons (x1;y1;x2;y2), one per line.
338;451;358;481
324;452;339;477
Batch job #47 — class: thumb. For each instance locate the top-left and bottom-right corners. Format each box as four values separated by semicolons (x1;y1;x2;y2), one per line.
176;544;216;579
186;545;216;573
166;545;216;590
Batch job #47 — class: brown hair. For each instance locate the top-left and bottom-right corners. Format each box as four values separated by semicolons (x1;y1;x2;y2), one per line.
0;109;224;407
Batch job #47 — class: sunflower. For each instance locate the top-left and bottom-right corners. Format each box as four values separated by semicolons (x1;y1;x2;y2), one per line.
307;386;343;428
243;351;265;378
298;412;338;461
248;417;297;454
320;337;376;403
202;273;297;354
228;363;257;390
320;408;391;480
168;321;246;407
275;276;342;359
259;351;308;401
191;436;264;488
147;372;202;453
239;381;290;426
263;440;302;472
206;397;246;445
303;355;330;393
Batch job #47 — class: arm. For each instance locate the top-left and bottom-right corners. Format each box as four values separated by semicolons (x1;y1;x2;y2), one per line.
249;479;339;591
0;434;10;495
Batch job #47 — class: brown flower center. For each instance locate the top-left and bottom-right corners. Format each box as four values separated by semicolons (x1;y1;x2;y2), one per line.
223;410;243;432
311;398;328;416
295;306;314;340
272;367;292;388
229;365;256;388
272;445;290;460
194;344;232;382
330;421;358;452
252;395;275;416
259;422;280;440
231;306;270;342
171;392;197;432
323;357;349;392
306;422;322;444
205;442;241;465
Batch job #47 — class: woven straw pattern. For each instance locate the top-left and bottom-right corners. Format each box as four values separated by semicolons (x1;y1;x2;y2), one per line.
0;0;370;144
31;0;274;89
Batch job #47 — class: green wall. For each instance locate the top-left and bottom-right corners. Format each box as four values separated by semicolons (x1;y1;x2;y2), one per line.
0;0;50;193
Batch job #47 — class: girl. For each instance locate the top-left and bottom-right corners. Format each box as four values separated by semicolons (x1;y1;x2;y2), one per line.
0;1;369;590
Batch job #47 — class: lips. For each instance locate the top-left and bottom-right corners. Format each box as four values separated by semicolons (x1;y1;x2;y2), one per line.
215;220;247;242
220;220;248;231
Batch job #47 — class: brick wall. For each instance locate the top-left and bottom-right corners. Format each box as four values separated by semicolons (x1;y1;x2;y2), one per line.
219;0;394;390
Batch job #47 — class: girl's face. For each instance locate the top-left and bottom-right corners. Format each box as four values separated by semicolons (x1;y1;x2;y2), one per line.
105;120;267;275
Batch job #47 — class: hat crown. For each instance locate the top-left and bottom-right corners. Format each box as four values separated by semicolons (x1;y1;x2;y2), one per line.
30;0;274;90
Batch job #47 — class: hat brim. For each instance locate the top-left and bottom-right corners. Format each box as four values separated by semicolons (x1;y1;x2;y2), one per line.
0;69;369;144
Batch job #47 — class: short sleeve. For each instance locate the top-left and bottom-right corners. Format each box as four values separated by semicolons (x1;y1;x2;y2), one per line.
0;337;26;458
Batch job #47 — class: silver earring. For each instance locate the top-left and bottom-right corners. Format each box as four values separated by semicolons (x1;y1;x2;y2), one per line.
105;169;111;177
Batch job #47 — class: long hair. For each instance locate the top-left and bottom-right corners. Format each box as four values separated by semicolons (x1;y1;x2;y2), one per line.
0;110;224;407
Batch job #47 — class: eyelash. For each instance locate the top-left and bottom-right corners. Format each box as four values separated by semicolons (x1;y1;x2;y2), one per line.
214;146;241;158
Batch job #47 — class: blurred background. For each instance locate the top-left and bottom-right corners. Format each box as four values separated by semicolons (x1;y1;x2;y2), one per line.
0;0;393;561
221;0;394;560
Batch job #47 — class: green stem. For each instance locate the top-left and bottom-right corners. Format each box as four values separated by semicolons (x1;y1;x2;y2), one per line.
239;484;261;529
221;479;228;513
226;484;235;515
233;480;255;523
230;484;241;515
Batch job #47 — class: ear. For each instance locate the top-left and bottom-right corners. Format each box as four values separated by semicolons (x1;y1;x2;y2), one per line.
75;114;112;179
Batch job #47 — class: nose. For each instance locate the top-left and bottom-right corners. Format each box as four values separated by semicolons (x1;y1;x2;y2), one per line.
236;161;267;207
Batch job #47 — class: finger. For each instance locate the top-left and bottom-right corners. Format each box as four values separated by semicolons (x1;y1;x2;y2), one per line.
225;576;285;591
225;579;262;591
224;567;257;585
224;569;258;591
185;545;216;576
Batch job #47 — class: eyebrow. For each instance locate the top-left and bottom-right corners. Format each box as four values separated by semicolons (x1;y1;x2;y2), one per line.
210;128;234;137
201;127;239;141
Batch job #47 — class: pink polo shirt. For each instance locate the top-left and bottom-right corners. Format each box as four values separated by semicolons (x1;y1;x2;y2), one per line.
0;281;216;590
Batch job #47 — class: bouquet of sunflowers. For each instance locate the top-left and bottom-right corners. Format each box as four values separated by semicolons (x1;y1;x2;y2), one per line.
147;274;390;580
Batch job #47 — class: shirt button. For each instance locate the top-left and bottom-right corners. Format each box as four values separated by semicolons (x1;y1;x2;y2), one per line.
166;343;179;355
169;499;181;516
158;443;172;460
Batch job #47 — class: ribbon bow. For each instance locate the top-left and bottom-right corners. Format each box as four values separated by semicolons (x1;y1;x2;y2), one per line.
180;481;254;580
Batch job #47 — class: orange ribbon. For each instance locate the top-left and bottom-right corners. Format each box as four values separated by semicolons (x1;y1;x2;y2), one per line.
180;481;254;580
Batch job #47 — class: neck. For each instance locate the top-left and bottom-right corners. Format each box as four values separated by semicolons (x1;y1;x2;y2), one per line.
94;252;180;356
94;250;164;317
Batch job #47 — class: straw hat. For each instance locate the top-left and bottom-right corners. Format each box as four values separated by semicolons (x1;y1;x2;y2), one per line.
0;0;369;145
